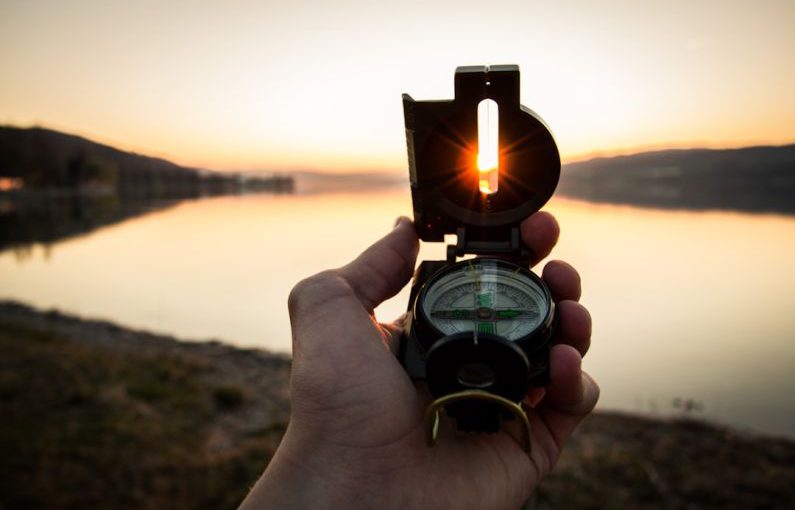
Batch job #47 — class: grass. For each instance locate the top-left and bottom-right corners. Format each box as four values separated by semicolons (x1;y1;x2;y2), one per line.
0;318;285;509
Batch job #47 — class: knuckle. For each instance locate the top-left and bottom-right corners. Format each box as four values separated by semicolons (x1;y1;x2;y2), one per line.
586;375;601;410
559;300;592;355
288;271;334;315
570;301;591;323
287;270;348;317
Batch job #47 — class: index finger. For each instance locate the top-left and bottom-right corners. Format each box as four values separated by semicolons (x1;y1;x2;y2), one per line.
520;211;560;266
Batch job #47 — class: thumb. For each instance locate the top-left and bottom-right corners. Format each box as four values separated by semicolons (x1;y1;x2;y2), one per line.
338;216;419;312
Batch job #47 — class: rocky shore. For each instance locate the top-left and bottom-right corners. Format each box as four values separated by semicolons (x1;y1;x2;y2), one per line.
0;301;792;509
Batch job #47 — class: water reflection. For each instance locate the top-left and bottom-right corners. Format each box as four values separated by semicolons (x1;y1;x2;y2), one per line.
0;194;179;257
0;189;793;438
0;184;295;256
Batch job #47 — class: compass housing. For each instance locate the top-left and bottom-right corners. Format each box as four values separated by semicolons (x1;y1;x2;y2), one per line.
407;257;556;408
400;65;561;434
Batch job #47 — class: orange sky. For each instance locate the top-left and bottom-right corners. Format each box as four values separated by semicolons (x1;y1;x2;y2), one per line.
1;0;794;173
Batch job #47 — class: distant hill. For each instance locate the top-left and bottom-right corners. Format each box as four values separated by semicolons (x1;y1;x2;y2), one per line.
0;126;293;251
559;145;795;214
0;126;292;198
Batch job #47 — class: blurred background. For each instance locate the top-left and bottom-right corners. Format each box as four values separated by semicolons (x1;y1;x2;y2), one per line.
1;1;793;508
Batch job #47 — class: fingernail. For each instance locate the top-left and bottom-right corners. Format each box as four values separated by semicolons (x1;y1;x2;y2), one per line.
393;216;408;228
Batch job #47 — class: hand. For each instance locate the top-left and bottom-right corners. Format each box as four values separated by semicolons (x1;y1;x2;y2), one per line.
240;212;598;509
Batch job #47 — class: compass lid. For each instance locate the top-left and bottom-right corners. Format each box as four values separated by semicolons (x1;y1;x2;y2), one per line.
403;65;560;258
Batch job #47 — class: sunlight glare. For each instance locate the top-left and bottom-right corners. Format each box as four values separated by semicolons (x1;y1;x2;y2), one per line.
477;98;499;194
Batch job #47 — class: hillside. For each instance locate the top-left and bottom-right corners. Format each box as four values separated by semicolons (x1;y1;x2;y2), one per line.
0;126;293;251
0;126;292;198
0;301;793;509
559;145;795;214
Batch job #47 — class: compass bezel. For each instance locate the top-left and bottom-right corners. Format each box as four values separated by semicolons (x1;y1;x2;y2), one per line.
413;257;554;355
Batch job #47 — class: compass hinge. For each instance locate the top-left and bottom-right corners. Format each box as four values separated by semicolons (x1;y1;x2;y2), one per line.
446;227;531;265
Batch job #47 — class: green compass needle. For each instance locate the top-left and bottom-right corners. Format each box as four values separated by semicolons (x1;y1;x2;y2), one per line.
495;309;538;319
431;309;539;321
431;309;477;320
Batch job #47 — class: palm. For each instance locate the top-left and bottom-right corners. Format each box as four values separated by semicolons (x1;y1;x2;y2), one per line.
291;293;537;506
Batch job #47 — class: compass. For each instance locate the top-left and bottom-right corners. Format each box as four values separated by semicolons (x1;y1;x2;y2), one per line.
399;65;561;445
419;259;552;345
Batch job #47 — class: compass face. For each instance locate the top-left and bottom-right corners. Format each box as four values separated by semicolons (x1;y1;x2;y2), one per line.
420;259;549;342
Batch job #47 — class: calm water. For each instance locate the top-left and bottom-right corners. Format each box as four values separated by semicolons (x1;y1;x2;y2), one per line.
1;188;794;438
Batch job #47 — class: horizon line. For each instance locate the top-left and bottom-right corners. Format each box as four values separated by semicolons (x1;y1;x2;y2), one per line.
5;122;795;176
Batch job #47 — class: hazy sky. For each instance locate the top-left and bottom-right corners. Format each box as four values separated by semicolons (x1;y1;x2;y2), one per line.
1;0;793;172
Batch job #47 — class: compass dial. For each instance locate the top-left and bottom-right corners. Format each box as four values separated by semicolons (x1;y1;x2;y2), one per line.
420;259;549;342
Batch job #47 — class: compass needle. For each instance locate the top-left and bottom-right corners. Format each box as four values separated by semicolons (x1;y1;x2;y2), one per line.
421;261;550;342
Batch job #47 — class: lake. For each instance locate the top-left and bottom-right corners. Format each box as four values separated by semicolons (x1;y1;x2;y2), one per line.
1;185;793;438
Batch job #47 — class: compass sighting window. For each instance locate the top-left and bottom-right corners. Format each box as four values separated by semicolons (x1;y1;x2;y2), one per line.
477;98;499;195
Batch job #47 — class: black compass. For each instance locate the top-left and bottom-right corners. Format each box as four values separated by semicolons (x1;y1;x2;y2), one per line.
399;65;560;443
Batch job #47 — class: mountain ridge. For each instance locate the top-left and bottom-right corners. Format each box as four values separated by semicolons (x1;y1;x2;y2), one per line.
557;143;795;214
0;125;291;197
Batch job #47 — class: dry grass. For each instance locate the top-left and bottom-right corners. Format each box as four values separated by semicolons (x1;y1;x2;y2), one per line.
0;304;288;509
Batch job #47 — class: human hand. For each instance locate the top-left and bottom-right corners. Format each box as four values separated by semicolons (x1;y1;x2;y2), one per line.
240;212;598;509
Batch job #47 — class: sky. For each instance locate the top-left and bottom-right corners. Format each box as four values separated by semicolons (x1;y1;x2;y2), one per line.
1;0;794;173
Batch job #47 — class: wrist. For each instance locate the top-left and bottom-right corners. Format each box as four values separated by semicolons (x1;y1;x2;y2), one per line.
238;425;386;509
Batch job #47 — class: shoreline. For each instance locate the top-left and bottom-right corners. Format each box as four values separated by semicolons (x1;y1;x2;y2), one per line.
0;300;786;441
1;300;793;508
